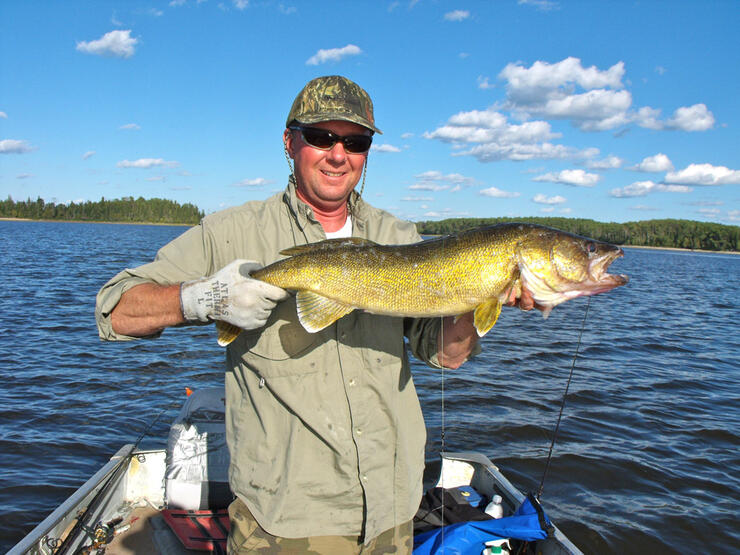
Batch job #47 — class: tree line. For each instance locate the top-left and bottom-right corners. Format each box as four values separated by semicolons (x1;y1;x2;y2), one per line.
1;196;204;225
415;216;740;252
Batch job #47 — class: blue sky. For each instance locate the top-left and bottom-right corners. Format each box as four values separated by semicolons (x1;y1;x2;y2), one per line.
1;1;738;225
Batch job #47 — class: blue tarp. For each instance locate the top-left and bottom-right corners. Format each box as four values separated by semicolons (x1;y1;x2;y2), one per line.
413;495;552;555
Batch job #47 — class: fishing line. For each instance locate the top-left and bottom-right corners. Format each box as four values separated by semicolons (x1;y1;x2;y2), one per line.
536;296;591;501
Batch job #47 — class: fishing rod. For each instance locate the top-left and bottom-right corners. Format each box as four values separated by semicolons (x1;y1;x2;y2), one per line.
537;297;591;500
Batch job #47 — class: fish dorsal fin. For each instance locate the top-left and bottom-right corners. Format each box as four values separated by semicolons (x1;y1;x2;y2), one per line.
473;298;502;337
216;321;242;346
295;290;355;333
280;237;378;256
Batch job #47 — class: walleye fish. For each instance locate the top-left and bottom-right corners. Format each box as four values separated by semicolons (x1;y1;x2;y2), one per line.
216;223;628;346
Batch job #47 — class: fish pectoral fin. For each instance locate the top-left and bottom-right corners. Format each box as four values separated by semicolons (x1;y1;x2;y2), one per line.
216;321;242;346
280;237;378;256
295;291;355;333
473;298;502;337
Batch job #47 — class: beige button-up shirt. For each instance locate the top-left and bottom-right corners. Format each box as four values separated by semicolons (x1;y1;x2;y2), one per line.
96;180;442;542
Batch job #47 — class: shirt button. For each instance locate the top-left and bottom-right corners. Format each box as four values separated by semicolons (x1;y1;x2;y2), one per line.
356;428;362;435
362;475;368;482
348;378;356;386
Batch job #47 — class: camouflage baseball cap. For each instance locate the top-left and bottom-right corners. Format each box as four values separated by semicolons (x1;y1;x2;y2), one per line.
286;75;382;134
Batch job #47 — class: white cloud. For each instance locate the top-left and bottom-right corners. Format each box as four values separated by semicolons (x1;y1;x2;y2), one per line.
401;132;414;139
533;169;600;186
119;123;141;130
518;0;560;11
16;173;34;179
697;207;721;216
459;142;597;163
479;187;520;198
665;163;740;186
146;176;166;182
371;144;401;153
500;57;625;102
234;177;271;187
0;111;7;119
610;180;692;197
499;56;632;131
634;104;715;131
410;183;449;192
634;106;663;130
586;155;623;170
76;30;138;58
233;0;249;9
414;170;475;185
117;158;179;169
444;10;470;21
533;193;566;204
665;104;715;131
632;153;673;172
82;150;96;160
497;57;714;133
477;76;495;89
306;44;361;65
401;196;434;202
424;106;597;162
169;0;187;6
656;66;667;75
0;139;34;154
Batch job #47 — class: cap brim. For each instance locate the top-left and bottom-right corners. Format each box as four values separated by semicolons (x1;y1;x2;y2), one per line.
294;112;382;135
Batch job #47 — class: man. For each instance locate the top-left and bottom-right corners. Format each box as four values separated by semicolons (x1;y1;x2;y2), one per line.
96;75;533;554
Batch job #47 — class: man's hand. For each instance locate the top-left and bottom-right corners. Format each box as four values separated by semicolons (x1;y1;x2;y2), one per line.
180;260;289;331
504;285;542;312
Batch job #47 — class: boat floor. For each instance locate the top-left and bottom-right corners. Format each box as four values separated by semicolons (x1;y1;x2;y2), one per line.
105;506;206;555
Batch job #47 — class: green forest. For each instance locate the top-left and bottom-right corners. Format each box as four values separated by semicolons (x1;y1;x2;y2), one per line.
415;216;740;252
1;196;204;225
3;196;738;251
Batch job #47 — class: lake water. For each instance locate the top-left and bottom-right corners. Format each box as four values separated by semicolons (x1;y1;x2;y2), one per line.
0;220;738;553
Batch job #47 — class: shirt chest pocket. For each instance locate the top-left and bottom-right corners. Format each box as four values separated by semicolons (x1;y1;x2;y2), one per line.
235;298;330;378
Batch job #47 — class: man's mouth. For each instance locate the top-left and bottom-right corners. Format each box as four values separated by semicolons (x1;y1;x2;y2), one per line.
321;170;345;177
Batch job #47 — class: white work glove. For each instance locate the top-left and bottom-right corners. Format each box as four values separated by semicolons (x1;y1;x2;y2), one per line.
180;260;289;331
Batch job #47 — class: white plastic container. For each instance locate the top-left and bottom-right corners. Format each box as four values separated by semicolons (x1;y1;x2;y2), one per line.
484;494;504;519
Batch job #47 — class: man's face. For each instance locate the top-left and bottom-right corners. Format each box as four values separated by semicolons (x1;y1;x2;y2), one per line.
285;120;370;211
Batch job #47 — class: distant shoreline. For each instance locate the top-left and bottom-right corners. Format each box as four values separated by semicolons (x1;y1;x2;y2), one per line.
0;217;193;227
623;244;739;255
2;217;737;254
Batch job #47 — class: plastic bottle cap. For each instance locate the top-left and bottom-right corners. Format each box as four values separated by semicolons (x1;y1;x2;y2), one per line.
492;495;502;503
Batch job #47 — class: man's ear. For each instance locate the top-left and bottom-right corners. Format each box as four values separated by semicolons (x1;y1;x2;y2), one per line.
283;129;294;159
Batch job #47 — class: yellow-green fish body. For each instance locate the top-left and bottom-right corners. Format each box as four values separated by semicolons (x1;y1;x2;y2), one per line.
217;223;628;345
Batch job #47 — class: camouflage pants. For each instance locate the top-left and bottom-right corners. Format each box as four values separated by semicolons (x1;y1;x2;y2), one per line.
227;496;413;554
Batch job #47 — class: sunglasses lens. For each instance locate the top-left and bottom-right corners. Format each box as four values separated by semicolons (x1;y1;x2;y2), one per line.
301;128;336;149
297;127;372;153
343;135;372;153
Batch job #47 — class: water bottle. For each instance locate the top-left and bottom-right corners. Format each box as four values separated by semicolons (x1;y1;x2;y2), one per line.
484;494;504;519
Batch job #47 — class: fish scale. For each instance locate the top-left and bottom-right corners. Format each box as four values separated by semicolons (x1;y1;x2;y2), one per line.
215;223;628;346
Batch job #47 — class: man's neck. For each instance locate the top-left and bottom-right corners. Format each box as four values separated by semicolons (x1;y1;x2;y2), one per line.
310;203;349;233
295;188;350;233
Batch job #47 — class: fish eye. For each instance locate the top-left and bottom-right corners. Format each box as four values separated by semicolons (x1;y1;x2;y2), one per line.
586;242;597;254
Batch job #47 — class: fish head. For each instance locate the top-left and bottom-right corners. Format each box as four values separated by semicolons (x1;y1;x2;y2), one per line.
516;227;629;311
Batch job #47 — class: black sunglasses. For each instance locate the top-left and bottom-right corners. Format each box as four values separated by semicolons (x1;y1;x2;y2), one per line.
289;125;373;154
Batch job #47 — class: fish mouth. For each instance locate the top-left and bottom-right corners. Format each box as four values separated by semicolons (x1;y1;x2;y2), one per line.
587;247;629;292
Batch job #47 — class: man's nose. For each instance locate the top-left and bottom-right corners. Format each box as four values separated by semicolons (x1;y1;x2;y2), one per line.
328;141;347;162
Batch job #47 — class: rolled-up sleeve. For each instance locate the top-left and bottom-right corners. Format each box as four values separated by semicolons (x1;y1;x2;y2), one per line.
95;223;213;341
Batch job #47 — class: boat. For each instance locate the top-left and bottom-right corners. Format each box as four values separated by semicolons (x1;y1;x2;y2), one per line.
9;391;582;555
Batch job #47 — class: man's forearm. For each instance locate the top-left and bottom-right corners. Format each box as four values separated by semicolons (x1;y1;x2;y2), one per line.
111;283;185;337
437;312;478;369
